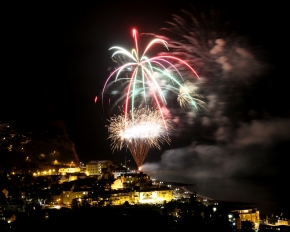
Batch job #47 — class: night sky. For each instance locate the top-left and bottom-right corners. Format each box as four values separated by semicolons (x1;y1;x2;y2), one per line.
2;0;289;190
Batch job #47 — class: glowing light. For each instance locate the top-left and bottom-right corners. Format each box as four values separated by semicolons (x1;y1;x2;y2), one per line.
108;107;171;168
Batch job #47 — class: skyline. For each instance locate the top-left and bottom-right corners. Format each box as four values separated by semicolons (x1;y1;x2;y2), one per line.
1;1;289;213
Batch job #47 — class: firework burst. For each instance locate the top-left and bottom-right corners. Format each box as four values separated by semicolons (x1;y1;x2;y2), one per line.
108;107;171;168
102;29;203;126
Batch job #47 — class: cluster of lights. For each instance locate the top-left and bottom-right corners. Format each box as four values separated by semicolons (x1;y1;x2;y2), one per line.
33;169;55;176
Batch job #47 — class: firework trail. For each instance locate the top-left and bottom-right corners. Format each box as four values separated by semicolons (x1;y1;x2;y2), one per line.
102;29;204;125
178;81;206;110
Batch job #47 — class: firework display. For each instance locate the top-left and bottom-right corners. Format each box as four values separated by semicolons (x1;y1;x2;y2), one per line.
108;107;171;168
104;29;204;167
103;29;203;117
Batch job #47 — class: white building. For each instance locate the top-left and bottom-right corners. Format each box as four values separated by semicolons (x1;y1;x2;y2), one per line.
86;160;112;176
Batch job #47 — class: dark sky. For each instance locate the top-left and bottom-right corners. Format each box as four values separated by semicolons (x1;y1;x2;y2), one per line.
1;1;198;162
2;1;289;179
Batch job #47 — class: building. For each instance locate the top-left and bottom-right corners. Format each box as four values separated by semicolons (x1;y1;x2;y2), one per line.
112;166;128;179
232;207;260;230
110;189;131;205
118;172;151;188
109;186;174;205
276;212;290;226
136;186;174;204
62;189;89;206
86;160;112;176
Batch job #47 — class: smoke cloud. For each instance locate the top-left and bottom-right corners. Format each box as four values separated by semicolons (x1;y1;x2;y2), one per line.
142;3;289;185
143;118;290;181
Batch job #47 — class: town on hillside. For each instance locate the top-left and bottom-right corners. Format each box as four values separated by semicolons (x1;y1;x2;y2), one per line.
1;122;289;231
1;159;289;231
